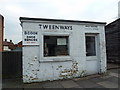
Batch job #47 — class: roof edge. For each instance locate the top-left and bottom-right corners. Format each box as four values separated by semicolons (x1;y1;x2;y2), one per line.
106;18;120;26
0;14;4;19
19;17;106;25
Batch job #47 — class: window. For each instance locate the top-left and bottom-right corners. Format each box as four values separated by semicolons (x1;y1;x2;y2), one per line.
86;36;96;56
44;36;69;57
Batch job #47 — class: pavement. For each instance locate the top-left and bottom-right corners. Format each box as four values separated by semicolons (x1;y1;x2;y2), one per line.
2;63;120;89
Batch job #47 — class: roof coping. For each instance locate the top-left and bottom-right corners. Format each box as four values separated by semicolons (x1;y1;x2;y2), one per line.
19;17;106;25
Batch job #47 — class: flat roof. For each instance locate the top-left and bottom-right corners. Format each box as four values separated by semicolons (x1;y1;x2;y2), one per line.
20;17;106;25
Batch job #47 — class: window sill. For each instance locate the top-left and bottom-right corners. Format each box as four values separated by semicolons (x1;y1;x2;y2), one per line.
40;56;73;63
86;56;97;61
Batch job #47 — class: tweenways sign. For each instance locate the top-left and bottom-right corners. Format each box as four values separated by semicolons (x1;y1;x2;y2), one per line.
23;24;73;45
39;24;73;30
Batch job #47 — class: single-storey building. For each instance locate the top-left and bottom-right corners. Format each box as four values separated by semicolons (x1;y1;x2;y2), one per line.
20;17;107;83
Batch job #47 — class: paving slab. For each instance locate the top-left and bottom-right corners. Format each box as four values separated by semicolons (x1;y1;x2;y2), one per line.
73;74;101;81
75;79;101;88
89;77;105;83
42;81;63;88
106;76;119;84
2;79;23;88
23;83;43;88
24;88;44;90
98;81;118;88
65;88;84;90
109;72;119;77
59;80;79;88
2;89;24;90
100;75;112;80
73;86;84;88
93;85;106;88
44;89;65;90
0;83;2;90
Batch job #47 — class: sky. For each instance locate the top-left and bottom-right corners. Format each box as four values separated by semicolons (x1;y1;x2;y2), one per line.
0;0;119;44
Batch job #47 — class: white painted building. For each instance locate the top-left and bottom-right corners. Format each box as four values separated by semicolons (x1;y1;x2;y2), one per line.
20;17;107;83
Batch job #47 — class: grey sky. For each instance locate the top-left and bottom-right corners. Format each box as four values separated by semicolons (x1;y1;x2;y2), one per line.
0;0;119;44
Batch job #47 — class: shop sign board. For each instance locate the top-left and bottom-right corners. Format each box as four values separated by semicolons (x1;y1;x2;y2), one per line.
23;31;39;45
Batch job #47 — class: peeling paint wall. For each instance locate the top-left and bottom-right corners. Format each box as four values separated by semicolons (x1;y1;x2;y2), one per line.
21;18;106;83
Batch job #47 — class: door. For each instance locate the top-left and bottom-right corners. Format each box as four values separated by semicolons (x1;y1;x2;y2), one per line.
85;34;100;75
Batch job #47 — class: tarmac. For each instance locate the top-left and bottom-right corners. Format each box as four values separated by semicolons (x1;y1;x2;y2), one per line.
2;63;120;89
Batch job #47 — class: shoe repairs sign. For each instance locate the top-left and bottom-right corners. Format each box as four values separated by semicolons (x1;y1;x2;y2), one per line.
23;31;39;45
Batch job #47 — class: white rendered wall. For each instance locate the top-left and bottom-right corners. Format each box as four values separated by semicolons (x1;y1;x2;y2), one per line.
22;21;106;83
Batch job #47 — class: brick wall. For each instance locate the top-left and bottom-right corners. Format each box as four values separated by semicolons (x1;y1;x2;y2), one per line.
105;18;120;62
0;15;4;52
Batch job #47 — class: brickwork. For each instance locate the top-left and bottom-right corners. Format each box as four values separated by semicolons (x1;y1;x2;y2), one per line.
0;15;4;52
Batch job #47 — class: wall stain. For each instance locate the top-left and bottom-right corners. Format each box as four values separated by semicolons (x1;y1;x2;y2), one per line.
23;58;40;82
59;61;79;79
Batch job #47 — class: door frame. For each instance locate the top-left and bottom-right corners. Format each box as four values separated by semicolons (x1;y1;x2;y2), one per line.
85;33;101;74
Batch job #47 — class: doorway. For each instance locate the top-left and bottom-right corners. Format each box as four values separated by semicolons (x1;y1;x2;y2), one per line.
85;34;100;75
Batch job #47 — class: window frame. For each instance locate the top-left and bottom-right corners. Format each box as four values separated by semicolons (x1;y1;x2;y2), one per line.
40;32;72;62
43;36;69;57
85;34;97;57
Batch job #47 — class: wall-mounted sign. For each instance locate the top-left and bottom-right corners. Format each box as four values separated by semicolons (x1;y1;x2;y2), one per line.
85;25;98;30
39;24;73;30
23;31;39;45
57;38;66;45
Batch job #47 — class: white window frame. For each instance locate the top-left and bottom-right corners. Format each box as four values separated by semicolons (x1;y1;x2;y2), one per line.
85;34;98;61
40;32;72;62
